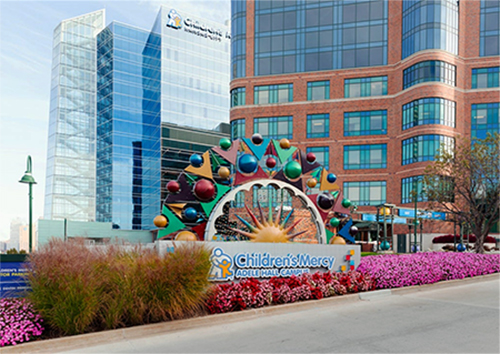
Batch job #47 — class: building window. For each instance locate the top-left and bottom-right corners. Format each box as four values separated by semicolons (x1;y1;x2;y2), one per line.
472;67;500;88
344;181;386;206
402;135;454;165
307;81;330;100
307;114;329;138
480;0;500;57
231;119;245;140
402;0;458;59
233;191;245;208
344;76;388;98
403;61;456;89
402;98;456;130
401;176;426;204
344;144;387;170
344;110;387;136
254;84;293;104
231;0;246;78
471;103;500;139
254;1;388;75
254;116;293;139
231;87;246;107
253;185;292;208
307;146;329;171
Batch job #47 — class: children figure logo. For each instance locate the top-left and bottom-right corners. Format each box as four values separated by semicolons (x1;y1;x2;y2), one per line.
209;247;234;281
167;9;182;29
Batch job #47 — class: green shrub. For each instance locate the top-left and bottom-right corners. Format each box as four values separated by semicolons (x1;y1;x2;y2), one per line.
26;239;211;336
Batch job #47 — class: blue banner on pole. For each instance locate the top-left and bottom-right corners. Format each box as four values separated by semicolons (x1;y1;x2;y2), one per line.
398;209;446;221
361;214;408;224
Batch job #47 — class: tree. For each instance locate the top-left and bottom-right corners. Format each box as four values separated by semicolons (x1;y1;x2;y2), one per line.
423;133;500;254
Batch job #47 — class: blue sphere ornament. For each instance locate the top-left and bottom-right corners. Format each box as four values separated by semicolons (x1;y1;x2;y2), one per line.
411;245;421;252
190;154;203;167
183;207;198;221
380;241;390;251
457;243;466;252
238;154;258;174
327;173;337;183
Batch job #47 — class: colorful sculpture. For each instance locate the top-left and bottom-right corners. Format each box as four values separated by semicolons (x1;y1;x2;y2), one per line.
154;138;355;244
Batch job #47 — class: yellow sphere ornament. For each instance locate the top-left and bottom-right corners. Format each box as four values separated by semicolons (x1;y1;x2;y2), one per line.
153;215;168;228
379;207;391;215
331;236;346;245
279;138;291;149
175;231;198;241
218;166;230;179
306;178;317;188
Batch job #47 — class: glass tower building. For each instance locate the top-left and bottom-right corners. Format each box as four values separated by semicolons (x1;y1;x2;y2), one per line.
96;23;162;230
46;6;230;230
44;10;105;222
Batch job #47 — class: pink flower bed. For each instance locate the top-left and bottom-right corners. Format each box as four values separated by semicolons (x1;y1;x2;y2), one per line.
205;271;375;314
358;252;500;289
0;298;44;347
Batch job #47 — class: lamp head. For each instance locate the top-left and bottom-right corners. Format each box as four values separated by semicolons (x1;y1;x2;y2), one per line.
19;155;37;184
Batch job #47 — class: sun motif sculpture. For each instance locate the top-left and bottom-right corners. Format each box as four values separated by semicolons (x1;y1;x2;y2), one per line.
154;134;358;244
230;204;305;243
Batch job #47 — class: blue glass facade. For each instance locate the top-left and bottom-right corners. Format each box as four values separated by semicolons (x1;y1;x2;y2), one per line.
402;0;458;59
253;0;388;76
96;23;161;230
231;0;247;78
480;0;500;57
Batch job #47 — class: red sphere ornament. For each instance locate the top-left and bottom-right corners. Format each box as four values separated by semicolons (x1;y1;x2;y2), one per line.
306;152;316;163
193;179;216;201
266;157;277;168
167;180;180;193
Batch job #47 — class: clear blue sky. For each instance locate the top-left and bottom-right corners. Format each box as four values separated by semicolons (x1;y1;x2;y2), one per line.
0;0;231;241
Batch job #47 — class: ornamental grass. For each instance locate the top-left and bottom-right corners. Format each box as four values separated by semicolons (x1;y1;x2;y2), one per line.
0;298;44;347
358;252;500;289
25;239;211;336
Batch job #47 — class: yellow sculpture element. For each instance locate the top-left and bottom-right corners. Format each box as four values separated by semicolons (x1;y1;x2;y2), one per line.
331;236;346;245
230;204;305;243
153;215;168;228
320;168;340;191
175;231;198;241
185;151;213;179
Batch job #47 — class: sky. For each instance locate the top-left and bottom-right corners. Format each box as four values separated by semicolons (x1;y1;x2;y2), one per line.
0;0;231;241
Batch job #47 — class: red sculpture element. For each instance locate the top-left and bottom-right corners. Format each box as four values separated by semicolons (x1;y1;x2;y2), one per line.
306;152;316;163
266;157;277;168
193;179;216;201
167;180;180;193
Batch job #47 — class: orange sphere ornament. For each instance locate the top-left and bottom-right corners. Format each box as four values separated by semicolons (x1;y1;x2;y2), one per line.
175;231;198;241
331;236;346;245
153;215;168;228
279;138;291;149
218;166;230;179
306;178;317;188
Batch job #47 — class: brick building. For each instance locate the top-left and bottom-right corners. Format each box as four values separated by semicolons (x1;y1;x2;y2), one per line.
228;0;499;241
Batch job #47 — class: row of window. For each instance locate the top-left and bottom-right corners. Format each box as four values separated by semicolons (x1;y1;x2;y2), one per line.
234;178;434;207
231;65;499;107
232;102;499;141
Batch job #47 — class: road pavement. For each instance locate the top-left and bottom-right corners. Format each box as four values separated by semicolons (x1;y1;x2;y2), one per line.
59;276;499;353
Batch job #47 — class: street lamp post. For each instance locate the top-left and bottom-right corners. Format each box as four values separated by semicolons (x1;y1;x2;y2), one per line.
19;156;37;253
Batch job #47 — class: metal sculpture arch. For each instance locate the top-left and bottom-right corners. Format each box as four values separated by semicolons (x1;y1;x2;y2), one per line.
205;179;327;244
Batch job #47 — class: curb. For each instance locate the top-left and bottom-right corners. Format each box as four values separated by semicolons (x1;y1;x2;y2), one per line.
2;273;498;353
